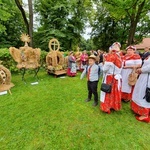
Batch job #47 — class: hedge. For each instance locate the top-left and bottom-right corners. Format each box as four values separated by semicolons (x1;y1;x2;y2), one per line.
0;48;48;73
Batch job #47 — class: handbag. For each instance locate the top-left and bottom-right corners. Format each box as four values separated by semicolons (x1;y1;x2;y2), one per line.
100;63;115;93
101;83;112;93
128;68;138;86
143;73;150;102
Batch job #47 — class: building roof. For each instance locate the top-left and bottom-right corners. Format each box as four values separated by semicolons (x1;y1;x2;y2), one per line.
134;38;150;50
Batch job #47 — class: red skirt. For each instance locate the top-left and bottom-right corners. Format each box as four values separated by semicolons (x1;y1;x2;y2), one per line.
79;61;86;72
131;101;150;116
67;68;76;77
121;87;134;101
100;75;122;113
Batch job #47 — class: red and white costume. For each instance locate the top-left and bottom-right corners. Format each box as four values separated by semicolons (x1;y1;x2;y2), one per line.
131;56;150;116
121;54;142;100
100;52;122;113
80;53;88;71
67;55;77;77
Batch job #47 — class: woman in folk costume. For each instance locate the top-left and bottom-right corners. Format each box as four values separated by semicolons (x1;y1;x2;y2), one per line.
67;51;77;77
100;44;122;114
80;50;89;71
112;42;121;50
121;46;142;102
112;42;126;61
131;54;150;123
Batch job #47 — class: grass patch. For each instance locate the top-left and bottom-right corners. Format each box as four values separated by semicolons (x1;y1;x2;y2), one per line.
0;70;150;150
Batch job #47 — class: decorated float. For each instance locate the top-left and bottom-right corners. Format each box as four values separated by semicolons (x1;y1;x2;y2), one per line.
46;38;67;77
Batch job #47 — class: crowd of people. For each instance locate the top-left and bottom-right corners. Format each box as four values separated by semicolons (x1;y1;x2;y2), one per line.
67;43;150;123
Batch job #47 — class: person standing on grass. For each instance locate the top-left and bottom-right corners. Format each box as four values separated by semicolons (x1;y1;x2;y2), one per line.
100;44;122;114
131;55;150;123
80;55;101;107
80;50;88;71
121;46;142;102
67;51;77;77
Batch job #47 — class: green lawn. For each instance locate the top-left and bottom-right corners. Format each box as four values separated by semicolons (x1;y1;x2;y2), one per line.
0;70;150;150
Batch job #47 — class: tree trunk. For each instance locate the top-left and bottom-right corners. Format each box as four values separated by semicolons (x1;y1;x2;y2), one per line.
28;0;33;47
15;0;29;34
127;20;138;46
127;0;146;46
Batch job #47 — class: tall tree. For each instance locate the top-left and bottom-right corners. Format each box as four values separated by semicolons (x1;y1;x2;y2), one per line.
15;0;29;34
28;0;33;46
0;0;26;48
15;0;34;47
91;3;130;50
34;0;93;51
34;0;70;51
101;0;150;45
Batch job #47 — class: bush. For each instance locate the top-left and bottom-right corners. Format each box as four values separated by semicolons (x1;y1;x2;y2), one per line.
0;48;18;72
40;50;48;69
0;48;48;73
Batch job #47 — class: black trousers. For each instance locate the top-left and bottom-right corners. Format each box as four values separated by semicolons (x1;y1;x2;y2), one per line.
87;81;98;102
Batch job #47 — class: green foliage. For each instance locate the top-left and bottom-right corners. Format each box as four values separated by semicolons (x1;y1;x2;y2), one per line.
91;4;129;50
0;0;26;48
0;48;18;72
0;0;12;33
0;72;150;149
40;50;48;68
80;38;96;51
1;0;149;51
34;0;93;51
91;0;150;49
101;0;150;45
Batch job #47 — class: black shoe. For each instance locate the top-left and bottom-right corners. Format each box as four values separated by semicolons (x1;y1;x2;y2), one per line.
92;102;98;107
85;98;91;102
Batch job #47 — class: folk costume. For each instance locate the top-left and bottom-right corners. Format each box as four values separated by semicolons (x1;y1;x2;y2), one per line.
80;55;100;106
100;51;122;113
121;52;142;101
80;52;88;71
131;56;150;121
67;52;77;77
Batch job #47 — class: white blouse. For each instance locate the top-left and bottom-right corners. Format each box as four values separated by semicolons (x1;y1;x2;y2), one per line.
132;56;150;108
121;58;142;93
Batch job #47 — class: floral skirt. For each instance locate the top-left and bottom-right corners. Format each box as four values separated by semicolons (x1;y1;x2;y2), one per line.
67;68;76;77
121;86;134;101
131;101;150;116
100;75;122;112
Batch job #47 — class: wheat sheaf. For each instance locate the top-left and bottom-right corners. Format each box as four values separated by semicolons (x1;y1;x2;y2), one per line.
20;34;31;46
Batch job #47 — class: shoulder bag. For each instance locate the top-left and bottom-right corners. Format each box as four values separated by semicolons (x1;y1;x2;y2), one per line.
100;64;115;93
128;67;138;86
143;73;150;102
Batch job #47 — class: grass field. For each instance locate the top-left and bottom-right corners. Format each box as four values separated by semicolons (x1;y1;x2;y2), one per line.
0;70;150;150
